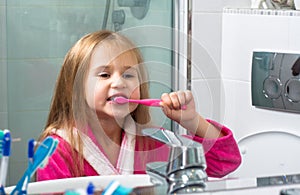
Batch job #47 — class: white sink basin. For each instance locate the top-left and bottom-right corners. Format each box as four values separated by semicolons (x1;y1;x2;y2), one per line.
5;174;153;194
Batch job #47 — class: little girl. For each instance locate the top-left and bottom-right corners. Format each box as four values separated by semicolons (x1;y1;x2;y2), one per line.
36;30;241;180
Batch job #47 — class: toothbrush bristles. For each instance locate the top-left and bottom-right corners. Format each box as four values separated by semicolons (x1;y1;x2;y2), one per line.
113;97;128;104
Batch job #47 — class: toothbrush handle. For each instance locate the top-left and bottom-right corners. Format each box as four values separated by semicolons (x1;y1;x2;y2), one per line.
123;98;161;106
131;99;187;109
136;99;161;107
0;157;9;187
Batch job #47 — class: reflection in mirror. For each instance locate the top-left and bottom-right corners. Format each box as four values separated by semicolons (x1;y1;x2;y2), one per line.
252;51;300;113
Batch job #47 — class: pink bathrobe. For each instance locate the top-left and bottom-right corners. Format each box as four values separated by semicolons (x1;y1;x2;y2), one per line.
37;120;241;181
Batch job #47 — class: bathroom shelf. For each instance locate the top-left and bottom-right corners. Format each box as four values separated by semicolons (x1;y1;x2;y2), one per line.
223;8;300;17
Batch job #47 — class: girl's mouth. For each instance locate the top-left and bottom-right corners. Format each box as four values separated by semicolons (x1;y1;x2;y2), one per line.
107;95;127;102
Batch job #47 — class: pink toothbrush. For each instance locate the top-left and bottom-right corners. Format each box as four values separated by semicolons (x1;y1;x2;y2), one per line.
113;97;187;109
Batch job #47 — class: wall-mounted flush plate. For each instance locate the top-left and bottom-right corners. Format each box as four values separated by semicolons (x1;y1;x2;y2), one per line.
252;51;300;113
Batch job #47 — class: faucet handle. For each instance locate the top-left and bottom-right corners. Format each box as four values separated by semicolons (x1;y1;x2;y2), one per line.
142;128;202;147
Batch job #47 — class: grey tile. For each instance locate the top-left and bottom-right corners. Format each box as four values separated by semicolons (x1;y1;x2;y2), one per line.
0;5;7;59
6;6;106;59
8;161;27;186
9;111;48;161
7;59;62;112
0;60;7;112
0;112;8;129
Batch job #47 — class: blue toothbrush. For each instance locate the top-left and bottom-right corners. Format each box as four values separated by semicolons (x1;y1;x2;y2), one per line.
0;129;4;195
11;136;58;195
27;139;35;167
0;129;11;194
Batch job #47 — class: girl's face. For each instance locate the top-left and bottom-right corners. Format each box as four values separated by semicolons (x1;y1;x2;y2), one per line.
85;43;141;120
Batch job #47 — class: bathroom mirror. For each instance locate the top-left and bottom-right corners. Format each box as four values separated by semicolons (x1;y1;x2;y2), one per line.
1;0;179;186
3;0;300;193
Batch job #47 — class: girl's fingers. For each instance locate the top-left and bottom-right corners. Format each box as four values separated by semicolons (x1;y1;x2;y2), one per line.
185;90;193;103
169;92;181;109
161;90;193;110
161;93;172;108
170;91;192;109
176;91;187;107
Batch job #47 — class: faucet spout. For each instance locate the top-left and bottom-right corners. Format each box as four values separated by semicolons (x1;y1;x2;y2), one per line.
167;167;207;193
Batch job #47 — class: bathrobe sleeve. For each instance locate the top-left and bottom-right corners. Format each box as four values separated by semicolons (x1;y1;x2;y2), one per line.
185;119;242;178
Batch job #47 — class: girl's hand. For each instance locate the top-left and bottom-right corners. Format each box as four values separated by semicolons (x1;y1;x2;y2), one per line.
160;90;224;138
160;90;199;131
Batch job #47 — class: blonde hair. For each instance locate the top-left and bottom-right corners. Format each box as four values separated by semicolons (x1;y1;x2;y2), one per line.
39;30;151;176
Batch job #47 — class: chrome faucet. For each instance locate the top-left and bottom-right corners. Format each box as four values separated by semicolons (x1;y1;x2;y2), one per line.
142;128;208;194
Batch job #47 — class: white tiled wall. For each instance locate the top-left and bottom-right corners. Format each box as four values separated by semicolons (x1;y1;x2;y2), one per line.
221;11;300;141
221;11;300;177
192;1;300;140
191;0;251;122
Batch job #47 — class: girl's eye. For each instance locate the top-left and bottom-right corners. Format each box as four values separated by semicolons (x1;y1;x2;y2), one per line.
122;73;135;79
98;72;110;78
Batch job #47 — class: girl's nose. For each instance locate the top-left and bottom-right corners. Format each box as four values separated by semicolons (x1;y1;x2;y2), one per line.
111;75;126;88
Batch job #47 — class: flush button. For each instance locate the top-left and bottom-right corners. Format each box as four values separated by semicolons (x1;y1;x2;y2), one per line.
263;76;282;99
285;79;300;103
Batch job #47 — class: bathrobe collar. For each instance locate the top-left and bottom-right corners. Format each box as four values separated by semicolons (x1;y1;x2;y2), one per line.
54;116;136;175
